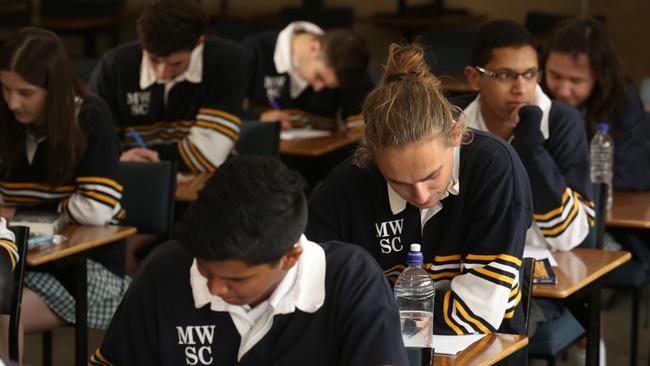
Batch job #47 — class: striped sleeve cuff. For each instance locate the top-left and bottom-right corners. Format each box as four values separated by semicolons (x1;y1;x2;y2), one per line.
0;239;19;270
65;177;124;225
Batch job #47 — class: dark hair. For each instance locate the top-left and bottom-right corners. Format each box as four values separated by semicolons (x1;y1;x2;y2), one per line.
318;29;369;88
0;27;88;187
470;20;534;67
137;0;207;57
542;18;627;135
176;155;307;265
355;43;468;166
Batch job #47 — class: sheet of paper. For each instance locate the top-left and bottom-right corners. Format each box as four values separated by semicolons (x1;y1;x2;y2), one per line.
523;245;558;266
280;128;331;140
432;334;486;355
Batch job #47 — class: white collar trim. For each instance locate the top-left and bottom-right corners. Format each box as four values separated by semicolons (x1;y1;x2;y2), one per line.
139;43;204;90
461;84;551;141
273;21;323;98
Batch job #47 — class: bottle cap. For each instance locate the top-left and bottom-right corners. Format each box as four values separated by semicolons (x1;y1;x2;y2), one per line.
596;123;609;133
407;243;424;265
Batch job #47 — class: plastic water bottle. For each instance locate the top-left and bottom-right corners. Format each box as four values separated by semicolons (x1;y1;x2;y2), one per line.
394;244;435;366
590;123;614;212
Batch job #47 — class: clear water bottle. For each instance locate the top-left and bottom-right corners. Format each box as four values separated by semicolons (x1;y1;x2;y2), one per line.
394;243;435;366
590;123;614;211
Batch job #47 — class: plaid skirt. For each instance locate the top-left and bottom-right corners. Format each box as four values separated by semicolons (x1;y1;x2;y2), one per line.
24;260;131;329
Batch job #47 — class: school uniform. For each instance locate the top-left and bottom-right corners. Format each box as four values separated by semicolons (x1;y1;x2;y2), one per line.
90;236;408;366
307;130;533;336
240;21;371;130
88;37;245;173
0;96;129;328
457;86;595;252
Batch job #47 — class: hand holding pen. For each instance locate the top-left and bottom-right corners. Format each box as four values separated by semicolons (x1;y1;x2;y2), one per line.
120;129;160;162
260;97;292;130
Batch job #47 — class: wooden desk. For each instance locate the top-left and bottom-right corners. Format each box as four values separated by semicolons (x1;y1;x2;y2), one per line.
279;129;363;157
435;333;528;366
533;248;631;366
176;173;212;202
532;248;631;298
26;224;137;366
606;191;650;229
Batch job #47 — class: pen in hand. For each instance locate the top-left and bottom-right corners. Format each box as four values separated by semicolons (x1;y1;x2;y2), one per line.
129;129;147;149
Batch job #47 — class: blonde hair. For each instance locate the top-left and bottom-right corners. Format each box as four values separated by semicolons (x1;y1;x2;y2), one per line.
354;43;468;167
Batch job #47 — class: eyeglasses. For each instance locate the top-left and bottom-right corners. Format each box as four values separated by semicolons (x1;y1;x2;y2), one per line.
474;66;542;82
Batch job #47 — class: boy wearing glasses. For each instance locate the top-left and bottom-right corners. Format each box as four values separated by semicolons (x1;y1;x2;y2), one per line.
459;20;594;254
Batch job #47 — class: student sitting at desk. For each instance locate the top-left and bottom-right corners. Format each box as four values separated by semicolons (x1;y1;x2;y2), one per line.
91;155;407;366
240;21;372;131
458;20;594;252
307;43;533;342
543;17;650;287
0;28;128;359
89;0;245;173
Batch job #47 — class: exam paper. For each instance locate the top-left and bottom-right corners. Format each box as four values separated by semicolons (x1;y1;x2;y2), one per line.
523;245;558;266
432;334;486;355
280;128;331;140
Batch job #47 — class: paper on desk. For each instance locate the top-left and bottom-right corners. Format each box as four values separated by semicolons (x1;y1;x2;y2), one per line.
432;334;486;355
280;128;331;140
523;245;558;266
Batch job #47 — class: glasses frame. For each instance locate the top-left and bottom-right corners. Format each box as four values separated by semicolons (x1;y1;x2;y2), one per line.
474;66;542;83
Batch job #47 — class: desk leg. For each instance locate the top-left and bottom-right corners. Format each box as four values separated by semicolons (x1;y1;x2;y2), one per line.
585;284;601;366
75;260;88;366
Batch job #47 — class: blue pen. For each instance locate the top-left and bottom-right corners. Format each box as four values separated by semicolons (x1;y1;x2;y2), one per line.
129;129;147;148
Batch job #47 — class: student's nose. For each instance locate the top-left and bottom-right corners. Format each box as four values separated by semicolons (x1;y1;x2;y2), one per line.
412;183;432;207
207;278;229;297
155;64;173;80
5;93;20;111
555;81;573;101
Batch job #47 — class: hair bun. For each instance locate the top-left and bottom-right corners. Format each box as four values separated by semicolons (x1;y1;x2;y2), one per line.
381;43;439;87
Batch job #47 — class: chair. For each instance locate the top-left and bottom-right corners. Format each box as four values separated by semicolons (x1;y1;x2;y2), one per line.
236;121;280;156
117;161;178;239
0;226;29;361
520;257;536;333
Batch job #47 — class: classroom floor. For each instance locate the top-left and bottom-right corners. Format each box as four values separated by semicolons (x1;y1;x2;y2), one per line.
21;288;650;365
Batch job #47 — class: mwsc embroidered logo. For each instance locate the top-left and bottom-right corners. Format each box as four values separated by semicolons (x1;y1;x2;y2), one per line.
375;218;404;254
176;325;216;365
126;91;151;116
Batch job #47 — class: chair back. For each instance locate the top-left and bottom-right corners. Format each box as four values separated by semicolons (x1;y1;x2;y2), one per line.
236;121;280;156
117;161;177;240
577;182;608;249
520;257;536;334
0;226;29;361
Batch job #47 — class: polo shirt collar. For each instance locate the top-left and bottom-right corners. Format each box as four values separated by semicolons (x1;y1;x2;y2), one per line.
139;43;204;90
273;21;324;98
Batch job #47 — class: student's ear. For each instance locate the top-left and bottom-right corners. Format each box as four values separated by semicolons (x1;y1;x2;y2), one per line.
280;246;303;271
464;65;481;92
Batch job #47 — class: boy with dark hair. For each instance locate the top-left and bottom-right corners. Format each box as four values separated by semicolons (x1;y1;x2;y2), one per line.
89;0;245;173
90;156;408;366
460;20;594;253
241;22;372;130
